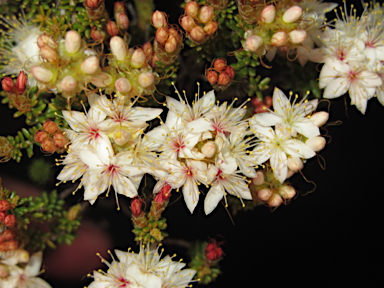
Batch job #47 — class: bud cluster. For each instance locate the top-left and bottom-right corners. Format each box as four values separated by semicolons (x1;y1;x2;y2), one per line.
1;71;30;113
180;1;219;44
105;2;130;38
34;120;68;154
0;199;18;252
84;0;107;20
251;95;272;114
206;58;236;90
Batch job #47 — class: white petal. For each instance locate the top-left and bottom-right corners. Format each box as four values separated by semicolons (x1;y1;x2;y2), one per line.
204;182;224;215
252;112;282;127
270;149;287;183
129;107;163;122
322;77;349;99
182;178;199;213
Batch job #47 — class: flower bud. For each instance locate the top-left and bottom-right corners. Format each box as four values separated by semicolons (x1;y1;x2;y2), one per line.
201;141;216;158
245;35;263;52
224;65;235;79
85;0;103;9
31;66;53;83
67;204;81;221
41;138;57;153
113;129;131;146
180;15;196;32
114;1;125;14
185;1;199;17
131;48;147;68
198;5;214;24
40;46;58;63
152;10;167;28
271;31;288;46
252;170;264;185
154;184;172;203
287;156;303;172
65;30;82;54
37;34;57;49
143;41;153;58
217;72;231;86
43;120;59;134
0;200;10;212
190;26;206;42
115;77;132;93
204;20;218;35
164;35;177;53
206;70;218;85
34;130;48;143
116;12;129;30
15;71;27;95
91;72;113;87
268;193;283;207
131;197;143;217
279;185;296;199
110;36;128;61
0;239;18;251
106;21;119;37
257;188;272;201
213;58;226;72
91;28;106;41
283;5;303;23
4;214;16;228
60;75;77;92
289;30;307;44
1;77;14;92
81;56;100;74
138;72;154;88
0;212;5;222
306;136;326;152
155;27;169;45
0;229;16;241
261;5;276;23
310;111;329;127
205;240;224;261
53;132;68;148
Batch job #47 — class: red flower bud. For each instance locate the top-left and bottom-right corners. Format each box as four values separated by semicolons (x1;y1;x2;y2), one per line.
114;2;126;14
185;1;199;17
41;138;57;153
15;71;28;94
154;184;172;203
0;229;16;242
53;132;68;148
213;58;227;72
85;0;104;9
224;65;235;79
34;130;48;143
205;239;224;261
189;26;206;43
4;214;16;228
106;21;119;37
0;239;18;251
0;200;10;212
155;27;169;45
1;77;14;92
116;12;129;30
91;27;106;41
43;120;59;134
131;197;143;217
206;70;218;85
217;72;231;86
0;212;6;222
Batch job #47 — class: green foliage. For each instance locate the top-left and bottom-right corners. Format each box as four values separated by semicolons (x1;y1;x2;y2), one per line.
28;158;54;186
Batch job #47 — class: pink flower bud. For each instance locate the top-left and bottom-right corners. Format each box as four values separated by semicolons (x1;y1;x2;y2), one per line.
65;31;82;54
261;5;276;23
34;130;48;143
115;77;132;93
116;12;129;30
271;31;288;46
204;20;218;35
306;136;326;152
198;5;214;24
152;10;167;28
279;185;296;199
252;170;264;185
289;30;307;44
154;184;172;203
53;132;68;148
86;0;103;9
224;65;235;79
15;71;27;95
81;56;100;74
4;214;16;228
257;188;272;201
110;36;128;61
138;72;155;88
41;138;57;153
310;111;329;127
60;75;77;92
37;34;57;49
217;72;231;86
205;239;224;261
131;197;143;217
190;26;206;42
131;48;146;68
31;66;53;83
91;72;113;87
106;21;119;37
91;27;106;41
283;5;303;23
155;27;169;45
0;200;10;212
201;141;216;158
268;193;283;207
206;70;218;84
1;77;14;92
164;35;177;53
180;15;196;32
113;129;131;146
213;58;227;71
114;2;125;14
185;1;199;17
245;35;263;52
43;120;59;134
143;41;153;58
40;46;58;63
287;156;303;172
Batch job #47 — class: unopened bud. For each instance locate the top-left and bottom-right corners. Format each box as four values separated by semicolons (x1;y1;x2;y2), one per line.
53;132;68;148
279;185;296;199
131;197;143;217
217;72;231;86
91;72;113;87
15;71;27;95
180;15;196;32
283;5;303;23
271;31;288;46
155;27;169;45
116;12;129;30
85;0;103;9
0;239;18;251
205;240;224;261
60;75;77;92
252;170;264;185
201;141;216;158
310;111;329;127
4;214;16;228
154;184;172;203
131;48;146;68
185;1;200;17
289;30;307;44
113;129;131;146
261;5;276;23
91;28;106;41
306;136;326;152
213;58;227;72
257;188;272;201
114;2;125;15
1;77;13;92
152;10;167;28
65;31;82;54
81;56;100;74
206;70;218;85
106;21;119;37
245;35;263;52
164;35;177;53
287;156;303;172
0;212;5;222
0;200;10;212
41;138;57;153
40;46;58;63
268;193;283;207
43;120;59;134
31;66;53;83
1;229;16;241
37;34;57;49
143;41;153;58
110;36;128;61
34;130;48;143
115;77;132;93
198;5;214;24
190;26;206;42
138;72;154;88
204;20;218;35
224;65;235;79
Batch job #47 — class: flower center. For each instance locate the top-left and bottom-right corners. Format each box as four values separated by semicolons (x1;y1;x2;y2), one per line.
347;70;359;83
106;164;120;176
117;276;131;287
336;49;346;61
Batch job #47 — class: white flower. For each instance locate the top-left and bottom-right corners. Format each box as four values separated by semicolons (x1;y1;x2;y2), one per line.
251;87;320;138
251;124;316;183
